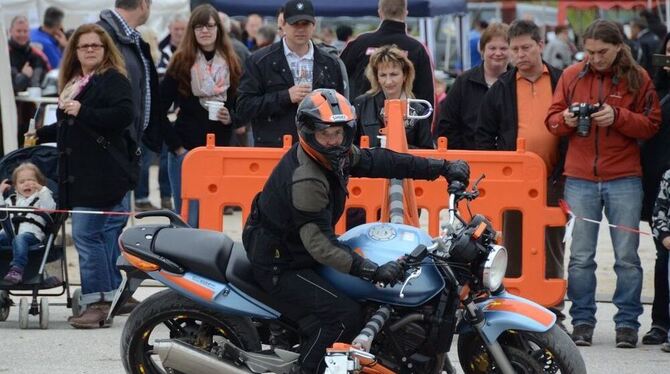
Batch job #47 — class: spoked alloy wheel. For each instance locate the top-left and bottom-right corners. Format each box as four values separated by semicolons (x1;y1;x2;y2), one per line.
457;325;586;374
121;289;261;374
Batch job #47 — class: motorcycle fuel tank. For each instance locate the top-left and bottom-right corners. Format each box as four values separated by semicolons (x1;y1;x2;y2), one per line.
318;223;445;307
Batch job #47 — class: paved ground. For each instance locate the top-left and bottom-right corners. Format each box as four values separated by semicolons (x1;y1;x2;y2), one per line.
1;167;669;373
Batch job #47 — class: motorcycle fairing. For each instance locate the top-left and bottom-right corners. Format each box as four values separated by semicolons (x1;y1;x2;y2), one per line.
476;290;556;343
149;270;280;319
319;223;445;306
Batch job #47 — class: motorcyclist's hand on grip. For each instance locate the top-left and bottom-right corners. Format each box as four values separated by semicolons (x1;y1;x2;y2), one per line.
442;160;470;187
373;261;405;287
350;256;379;280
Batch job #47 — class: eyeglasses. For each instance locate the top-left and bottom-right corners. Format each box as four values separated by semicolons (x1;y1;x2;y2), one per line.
76;43;104;51
194;23;217;32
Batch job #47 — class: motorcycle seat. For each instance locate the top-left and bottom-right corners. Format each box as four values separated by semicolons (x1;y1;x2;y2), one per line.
153;228;234;283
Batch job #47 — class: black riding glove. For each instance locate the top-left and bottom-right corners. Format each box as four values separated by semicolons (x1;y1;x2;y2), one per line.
373;261;405;286
442;160;470;186
350;255;379;280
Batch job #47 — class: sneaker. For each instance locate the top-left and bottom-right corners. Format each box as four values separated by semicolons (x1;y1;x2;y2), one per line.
642;327;668;345
615;327;638;348
661;342;670;352
571;324;594;346
224;207;235;215
2;266;23;285
135;201;159;212
160;197;173;210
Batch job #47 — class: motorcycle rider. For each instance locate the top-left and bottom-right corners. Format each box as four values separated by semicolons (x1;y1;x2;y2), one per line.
242;88;470;373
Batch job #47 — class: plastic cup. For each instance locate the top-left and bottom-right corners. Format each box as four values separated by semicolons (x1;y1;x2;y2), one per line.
27;87;42;98
206;101;225;121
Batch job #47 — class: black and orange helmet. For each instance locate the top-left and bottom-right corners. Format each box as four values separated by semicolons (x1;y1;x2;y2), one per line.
296;89;357;171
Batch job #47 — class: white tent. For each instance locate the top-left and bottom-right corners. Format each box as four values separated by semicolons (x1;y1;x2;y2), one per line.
0;0;190;155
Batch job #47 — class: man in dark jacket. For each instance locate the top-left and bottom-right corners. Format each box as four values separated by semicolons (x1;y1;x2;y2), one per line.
434;22;510;149
476;20;566;325
339;0;434;120
630;17;660;76
9;16;50;94
237;0;344;148
97;0;161;312
243;89;470;373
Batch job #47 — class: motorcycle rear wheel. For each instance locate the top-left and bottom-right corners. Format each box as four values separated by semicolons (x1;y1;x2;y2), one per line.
457;325;586;374
121;289;261;374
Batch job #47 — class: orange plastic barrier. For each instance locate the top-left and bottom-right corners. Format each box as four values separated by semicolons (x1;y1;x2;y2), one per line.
180;100;566;307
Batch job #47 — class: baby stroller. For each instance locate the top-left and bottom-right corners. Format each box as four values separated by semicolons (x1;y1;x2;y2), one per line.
0;145;70;329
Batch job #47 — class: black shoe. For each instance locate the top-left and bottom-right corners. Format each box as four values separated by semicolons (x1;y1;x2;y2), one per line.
642;327;668;345
571;324;594;346
117;297;140;315
615;327;638;348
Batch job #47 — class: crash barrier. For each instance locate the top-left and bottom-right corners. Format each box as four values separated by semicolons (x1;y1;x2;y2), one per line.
181;100;566;307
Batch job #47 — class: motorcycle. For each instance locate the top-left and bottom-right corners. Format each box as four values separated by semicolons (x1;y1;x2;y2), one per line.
109;176;586;374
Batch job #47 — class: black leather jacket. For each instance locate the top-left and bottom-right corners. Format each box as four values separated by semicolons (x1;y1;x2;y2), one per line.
236;41;345;147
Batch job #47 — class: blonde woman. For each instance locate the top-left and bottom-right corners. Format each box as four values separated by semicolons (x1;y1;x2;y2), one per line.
353;45;433;149
35;23;134;328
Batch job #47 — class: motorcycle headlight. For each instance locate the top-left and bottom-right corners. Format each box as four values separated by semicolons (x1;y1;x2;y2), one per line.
482;245;507;290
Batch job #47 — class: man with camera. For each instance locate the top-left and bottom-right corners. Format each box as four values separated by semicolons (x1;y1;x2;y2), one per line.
475;20;567;327
546;19;661;349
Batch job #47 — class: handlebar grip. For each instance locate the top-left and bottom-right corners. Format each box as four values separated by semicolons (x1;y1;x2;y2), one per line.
448;181;465;194
135;209;190;228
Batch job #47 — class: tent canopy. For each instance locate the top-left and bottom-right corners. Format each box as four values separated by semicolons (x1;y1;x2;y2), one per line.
199;0;466;17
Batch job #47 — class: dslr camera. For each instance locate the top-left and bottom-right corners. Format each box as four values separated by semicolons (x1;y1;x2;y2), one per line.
569;103;599;137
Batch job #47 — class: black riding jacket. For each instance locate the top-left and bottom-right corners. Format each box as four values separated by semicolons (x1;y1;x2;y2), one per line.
242;143;444;273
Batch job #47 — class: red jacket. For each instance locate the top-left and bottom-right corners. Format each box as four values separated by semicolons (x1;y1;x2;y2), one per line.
545;60;660;181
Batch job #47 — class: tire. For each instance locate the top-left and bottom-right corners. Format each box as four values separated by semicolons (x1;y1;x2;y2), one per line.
0;291;10;322
71;288;84;317
121;289;261;374
18;297;29;329
458;325;587;374
39;297;49;330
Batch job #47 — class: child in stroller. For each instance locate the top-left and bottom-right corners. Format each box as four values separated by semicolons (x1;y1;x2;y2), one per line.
0;162;56;284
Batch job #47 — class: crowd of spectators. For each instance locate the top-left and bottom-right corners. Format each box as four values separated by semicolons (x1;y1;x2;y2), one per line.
6;0;670;352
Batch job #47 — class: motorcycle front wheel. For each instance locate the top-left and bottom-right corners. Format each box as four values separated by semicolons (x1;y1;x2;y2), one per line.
121;289;261;374
457;325;586;374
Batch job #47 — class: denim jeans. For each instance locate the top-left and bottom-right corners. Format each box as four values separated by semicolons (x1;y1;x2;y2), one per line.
72;207;117;305
0;232;41;269
565;177;643;330
102;192;130;290
167;150;199;227
135;144;172;201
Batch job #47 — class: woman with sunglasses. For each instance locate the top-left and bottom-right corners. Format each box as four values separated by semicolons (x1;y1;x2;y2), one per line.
35;23;134;328
160;4;242;226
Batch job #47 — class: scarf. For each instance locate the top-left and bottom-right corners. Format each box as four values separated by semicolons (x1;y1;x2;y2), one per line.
191;50;229;110
58;73;92;109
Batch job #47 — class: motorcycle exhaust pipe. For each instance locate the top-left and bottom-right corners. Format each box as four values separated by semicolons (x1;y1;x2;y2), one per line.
153;339;252;374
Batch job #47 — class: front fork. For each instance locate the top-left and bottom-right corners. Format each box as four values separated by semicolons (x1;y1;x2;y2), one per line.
462;297;516;374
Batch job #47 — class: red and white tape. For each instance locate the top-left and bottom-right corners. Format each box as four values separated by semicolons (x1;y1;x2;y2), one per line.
0;206;135;216
558;199;650;242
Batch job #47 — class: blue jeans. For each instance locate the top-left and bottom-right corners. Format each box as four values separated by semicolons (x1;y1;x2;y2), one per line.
135;144;172;201
0;232;41;269
72;207;117;304
565;177;643;330
167;151;199;227
102;192;130;290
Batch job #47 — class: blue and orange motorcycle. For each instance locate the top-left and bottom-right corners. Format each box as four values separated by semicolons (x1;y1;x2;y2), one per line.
110;177;586;374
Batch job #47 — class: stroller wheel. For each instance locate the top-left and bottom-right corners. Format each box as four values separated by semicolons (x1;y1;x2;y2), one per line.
39;297;49;329
71;288;86;317
18;297;29;329
0;291;10;322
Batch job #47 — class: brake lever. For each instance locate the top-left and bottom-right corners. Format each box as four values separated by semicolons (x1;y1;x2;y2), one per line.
399;268;422;299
